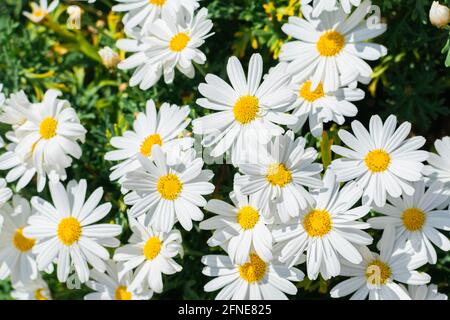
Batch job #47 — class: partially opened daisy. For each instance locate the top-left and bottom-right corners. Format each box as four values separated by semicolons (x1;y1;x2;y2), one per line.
368;181;450;264
113;0;200;31
202;252;304;300
273;170;372;280
0;178;12;208
105;99;193;183
235;131;323;223
11;277;52;300
192;54;297;164
122;146;214;232
23;180;122;283
113;217;183;293
302;0;362;17
330;228;431;300
280;0;387;92
23;0;59;23
330;114;429;207
84;260;153;300
0;195;39;286
0;90;30;128
289;76;364;136
200;179;274;265
403;284;448;300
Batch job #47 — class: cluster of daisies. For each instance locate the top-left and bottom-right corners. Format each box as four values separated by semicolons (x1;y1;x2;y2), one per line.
0;0;448;300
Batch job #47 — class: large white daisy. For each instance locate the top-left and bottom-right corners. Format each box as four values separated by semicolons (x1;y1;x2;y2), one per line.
368;180;450;264
113;216;183;293
235;131;323;223
280;0;387;92
192;54;297;165
273;169;372;280
122;146;214;232
105;99;193;184
23;179;122;283
330;114;429;207
11;277;52;300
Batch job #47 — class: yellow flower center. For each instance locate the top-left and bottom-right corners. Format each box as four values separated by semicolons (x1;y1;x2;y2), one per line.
33;8;46;18
239;253;267;283
233;95;260;125
34;288;49;300
57;217;82;246
115;285;132;300
266;163;292;187
13;228;35;252
402;208;426;232
157;173;183;200
169;32;190;52
364;149;391;173
149;0;166;6
143;236;162;260
299;81;325;102
365;259;392;285
39;117;58;140
237;206;260;230
140;134;163;157
316;30;345;57
303;209;332;237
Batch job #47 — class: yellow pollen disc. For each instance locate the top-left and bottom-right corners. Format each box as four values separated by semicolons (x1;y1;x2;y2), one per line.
239;253;267;283
33;8;46;18
13;228;35;252
39;117;58;140
402;208;426;231
57;217;82;246
316;30;345;57
365;259;392;285
143;236;162;260
140;134;163;157
157;173;183;200
266;163;292;187
299;81;325;102
237;206;260;230
115;285;132;300
364;149;391;173
169;32;190;52
149;0;166;5
34;288;49;300
233;95;260;125
303;209;332;237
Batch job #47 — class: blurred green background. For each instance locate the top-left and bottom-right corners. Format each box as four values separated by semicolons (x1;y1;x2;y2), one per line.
0;0;449;299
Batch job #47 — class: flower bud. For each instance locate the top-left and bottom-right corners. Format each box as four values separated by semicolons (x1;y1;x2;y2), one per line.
429;1;450;28
98;47;121;69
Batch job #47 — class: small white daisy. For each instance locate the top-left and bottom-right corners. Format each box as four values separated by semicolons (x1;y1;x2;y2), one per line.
273;169;372;280
105;99;193;183
202;252;304;300
200;178;274;265
330;114;429;207
11;277;52;300
122;146;215;232
280;0;387;92
84;260;153;300
368;180;450;264
23;179;123;283
113;217;183;293
0;178;12;208
192;55;297;164
23;0;59;23
404;284;448;300
235;131;323;223
0;90;30;128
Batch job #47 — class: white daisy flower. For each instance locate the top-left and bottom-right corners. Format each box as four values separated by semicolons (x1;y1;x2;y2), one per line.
113;0;200;31
0;90;30;128
192;55;297;165
23;0;59;23
105;99;193;184
11;277;52;300
122;146;215;232
368;180;450;264
113;217;183;293
84;260;153;300
289;76;364;137
202;252;304;300
280;0;387;92
23;179;123;283
273;169;372;280
200;179;274;265
403;284;448;300
330;114;429;207
0;178;12;208
302;0;362;17
0;195;38;286
235;131;323;223
330;228;431;300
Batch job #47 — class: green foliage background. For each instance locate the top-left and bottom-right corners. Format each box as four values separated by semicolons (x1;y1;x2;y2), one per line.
0;0;449;300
